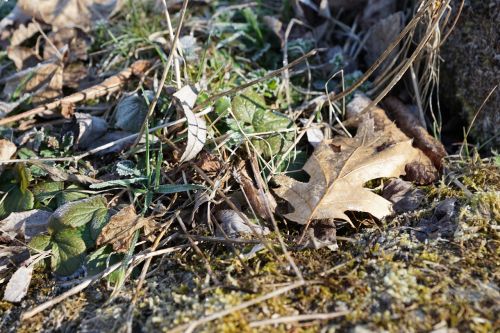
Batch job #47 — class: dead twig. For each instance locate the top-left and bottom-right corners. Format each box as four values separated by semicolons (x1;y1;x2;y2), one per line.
0;60;151;126
249;311;350;328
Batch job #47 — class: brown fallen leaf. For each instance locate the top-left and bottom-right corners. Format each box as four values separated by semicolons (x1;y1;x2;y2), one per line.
16;0;123;30
0;139;17;161
7;22;41;70
235;159;276;222
274;116;419;225
215;210;270;238
382;96;447;170
346;94;439;184
300;219;338;251
382;179;424;214
27;62;64;104
97;205;156;253
43;28;91;62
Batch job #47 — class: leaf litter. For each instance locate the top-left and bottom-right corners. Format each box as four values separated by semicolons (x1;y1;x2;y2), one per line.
0;0;498;332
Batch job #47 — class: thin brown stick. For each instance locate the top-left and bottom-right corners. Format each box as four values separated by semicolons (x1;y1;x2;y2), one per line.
249;311;350;327
0;60;151;126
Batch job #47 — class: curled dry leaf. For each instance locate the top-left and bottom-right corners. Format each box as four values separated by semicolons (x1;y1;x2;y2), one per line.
7;22;41;70
382;179;424;214
173;86;207;163
43;28;91;62
235;160;276;222
215;210;270;238
382;96;447;170
63;112;108;149
301;220;338;251
274;116;419;225
0;139;17;160
346;94;439;184
97;205;156;253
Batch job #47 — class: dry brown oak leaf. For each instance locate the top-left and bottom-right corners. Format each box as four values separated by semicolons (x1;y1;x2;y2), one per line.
97;205;155;253
274;117;419;224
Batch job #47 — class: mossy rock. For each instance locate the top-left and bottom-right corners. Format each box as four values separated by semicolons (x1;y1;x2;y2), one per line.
440;1;499;150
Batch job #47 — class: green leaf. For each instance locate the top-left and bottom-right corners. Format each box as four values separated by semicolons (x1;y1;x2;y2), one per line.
17;164;32;191
85;245;123;283
214;96;231;117
89;208;109;241
0;185;34;219
231;91;266;124
28;234;51;270
57;185;88;205
229;90;295;158
29;234;51;252
155;184;204;194
33;181;64;206
48;196;107;232
89;177;148;189
51;228;86;276
115;160;141;177
252;108;294;158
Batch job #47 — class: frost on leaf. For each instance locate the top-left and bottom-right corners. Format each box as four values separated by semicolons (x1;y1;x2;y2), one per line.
274;116;419;224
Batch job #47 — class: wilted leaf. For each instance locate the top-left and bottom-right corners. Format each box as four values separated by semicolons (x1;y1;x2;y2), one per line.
114;92;153;133
51;228;86;276
0;139;17;160
306;125;324;148
274;117;419;224
43;28;91;62
235;161;276;221
301;220;338;251
96;205;155;252
7;22;40;70
16;0;123;30
0;209;50;241
3;264;33;302
382;179;424;214
48;196;107;232
72;113;108;149
173;86;207;163
215;210;270;238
